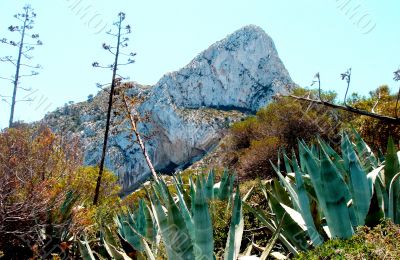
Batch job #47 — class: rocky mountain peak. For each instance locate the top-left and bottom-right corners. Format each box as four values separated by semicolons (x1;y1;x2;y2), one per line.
151;25;293;113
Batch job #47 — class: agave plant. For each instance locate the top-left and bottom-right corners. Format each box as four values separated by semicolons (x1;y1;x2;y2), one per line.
79;170;254;259
252;130;400;253
143;170;241;259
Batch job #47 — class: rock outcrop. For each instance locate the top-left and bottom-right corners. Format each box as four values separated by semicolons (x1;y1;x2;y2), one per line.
43;25;294;193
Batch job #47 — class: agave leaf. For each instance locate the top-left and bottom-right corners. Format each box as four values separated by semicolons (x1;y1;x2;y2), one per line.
375;176;389;218
341;134;372;226
103;226;134;258
242;201;298;256
164;187;195;259
103;226;119;247
318;136;347;178
205;169;215;200
78;239;96;260
271;157;300;211
378;149;386;163
149;189;180;259
365;186;385;226
242;186;254;202
350;128;378;170
189;176;196;213
193;178;214;259
319;148;354;239
270;251;288;260
267;192;309;251
310;144;319;158
385;137;400;223
385;137;399;187
367;165;385;195
225;189;244;260
267;176;293;208
242;201;274;228
141;238;156;260
174;175;185;194
117;214;142;251
279;204;306;231
242;243;253;256
298;140;328;215
260;213;286;260
143;203;156;242
388;172;400;222
283;153;293;173
291;153;324;246
229;173;236;200
218;169;230;200
173;179;195;240
103;238;132;260
136;200;147;237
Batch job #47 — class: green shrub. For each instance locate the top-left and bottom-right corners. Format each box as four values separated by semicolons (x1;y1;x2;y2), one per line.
295;220;400;260
224;87;341;180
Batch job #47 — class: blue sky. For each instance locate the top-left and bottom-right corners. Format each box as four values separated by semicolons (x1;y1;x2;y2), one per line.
0;0;399;128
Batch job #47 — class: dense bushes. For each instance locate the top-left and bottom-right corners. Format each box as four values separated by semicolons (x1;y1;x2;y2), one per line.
0;126;81;258
223;88;341;179
0;126;121;259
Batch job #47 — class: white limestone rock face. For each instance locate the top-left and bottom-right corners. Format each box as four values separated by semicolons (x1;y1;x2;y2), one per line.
43;25;294;193
152;25;292;112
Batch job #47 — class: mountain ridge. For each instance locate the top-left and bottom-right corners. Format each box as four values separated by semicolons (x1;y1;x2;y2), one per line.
43;25;295;193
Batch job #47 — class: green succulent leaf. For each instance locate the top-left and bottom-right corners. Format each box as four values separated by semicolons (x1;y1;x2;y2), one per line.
224;188;244;260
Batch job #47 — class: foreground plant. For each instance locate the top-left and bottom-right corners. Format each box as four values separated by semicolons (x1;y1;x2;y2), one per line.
79;170;285;259
253;129;399;253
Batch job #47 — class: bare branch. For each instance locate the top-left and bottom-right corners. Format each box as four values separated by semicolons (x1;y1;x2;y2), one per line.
106;31;118;37
1;99;11;105
96;82;110;88
107;48;116;56
123;94;159;182
15;98;33;103
17;86;32;91
0;56;17;66
20;63;41;69
0;40;19;47
278;93;400;125
92;62;113;69
18;71;39;78
0;76;14;82
119;51;136;57
117;59;135;66
22;53;33;60
21;46;34;54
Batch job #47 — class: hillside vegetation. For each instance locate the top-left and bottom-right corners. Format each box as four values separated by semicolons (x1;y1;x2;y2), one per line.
2;85;400;259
